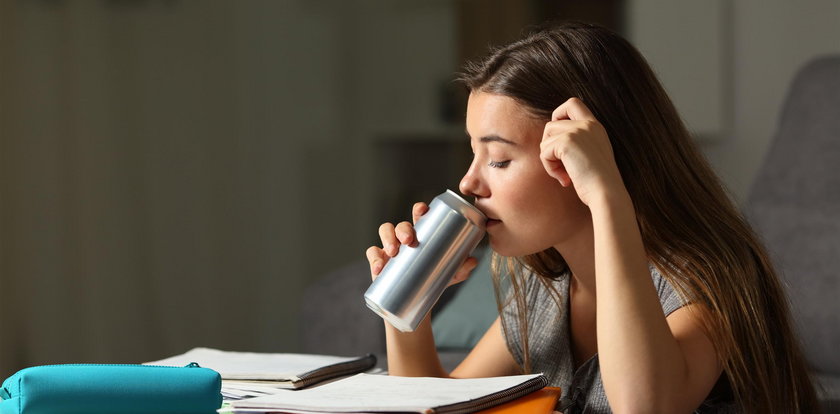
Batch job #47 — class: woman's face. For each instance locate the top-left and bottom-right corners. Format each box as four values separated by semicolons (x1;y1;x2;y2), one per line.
460;92;591;257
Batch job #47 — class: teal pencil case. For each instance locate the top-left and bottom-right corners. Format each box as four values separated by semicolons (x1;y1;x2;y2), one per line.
0;363;222;414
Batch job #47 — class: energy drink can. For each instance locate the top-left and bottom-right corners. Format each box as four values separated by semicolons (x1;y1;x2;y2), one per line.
364;189;486;332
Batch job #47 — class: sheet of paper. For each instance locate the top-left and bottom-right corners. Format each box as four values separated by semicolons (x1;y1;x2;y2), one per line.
146;347;364;380
223;381;296;391
226;373;544;413
221;383;290;400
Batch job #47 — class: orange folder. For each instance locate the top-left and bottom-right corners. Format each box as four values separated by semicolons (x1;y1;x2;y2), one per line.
478;387;561;413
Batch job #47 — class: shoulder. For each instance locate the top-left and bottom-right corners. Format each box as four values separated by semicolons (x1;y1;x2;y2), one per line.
649;264;689;317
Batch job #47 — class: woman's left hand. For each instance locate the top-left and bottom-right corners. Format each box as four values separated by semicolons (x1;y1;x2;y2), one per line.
540;97;628;208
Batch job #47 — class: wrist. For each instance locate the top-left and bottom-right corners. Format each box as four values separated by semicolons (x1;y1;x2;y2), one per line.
588;186;634;217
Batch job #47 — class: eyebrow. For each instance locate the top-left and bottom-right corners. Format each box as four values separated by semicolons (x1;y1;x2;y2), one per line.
470;133;518;146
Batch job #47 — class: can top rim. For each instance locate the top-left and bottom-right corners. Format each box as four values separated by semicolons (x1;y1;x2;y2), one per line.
439;189;486;227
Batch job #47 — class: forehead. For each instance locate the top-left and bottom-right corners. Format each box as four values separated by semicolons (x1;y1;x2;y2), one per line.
465;92;543;141
466;92;530;121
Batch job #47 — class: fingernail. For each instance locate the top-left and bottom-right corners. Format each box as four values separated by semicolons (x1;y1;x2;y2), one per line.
373;261;383;275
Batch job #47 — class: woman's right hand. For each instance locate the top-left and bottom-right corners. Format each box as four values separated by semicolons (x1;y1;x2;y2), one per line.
365;202;479;285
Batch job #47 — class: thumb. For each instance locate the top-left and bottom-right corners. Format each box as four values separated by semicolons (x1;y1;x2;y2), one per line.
540;137;572;187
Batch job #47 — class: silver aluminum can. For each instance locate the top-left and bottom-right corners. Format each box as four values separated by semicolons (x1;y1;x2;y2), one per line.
364;189;486;332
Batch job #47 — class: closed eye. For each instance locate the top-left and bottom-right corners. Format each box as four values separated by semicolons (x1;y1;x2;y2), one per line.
488;160;511;168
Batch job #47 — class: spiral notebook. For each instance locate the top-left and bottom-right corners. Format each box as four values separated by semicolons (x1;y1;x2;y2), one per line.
146;347;377;391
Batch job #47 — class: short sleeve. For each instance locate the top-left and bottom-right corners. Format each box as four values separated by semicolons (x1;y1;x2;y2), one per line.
650;265;689;317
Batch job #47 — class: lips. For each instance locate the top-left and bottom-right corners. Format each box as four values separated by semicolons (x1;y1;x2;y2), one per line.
476;206;500;225
474;203;500;226
484;213;502;226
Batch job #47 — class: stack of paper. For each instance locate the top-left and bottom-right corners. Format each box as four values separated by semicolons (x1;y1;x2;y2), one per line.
221;372;548;413
146;347;378;399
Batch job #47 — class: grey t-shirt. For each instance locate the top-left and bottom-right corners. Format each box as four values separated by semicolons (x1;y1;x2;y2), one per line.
500;266;735;413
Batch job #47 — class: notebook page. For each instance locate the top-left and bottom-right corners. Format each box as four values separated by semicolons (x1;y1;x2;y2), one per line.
226;373;544;413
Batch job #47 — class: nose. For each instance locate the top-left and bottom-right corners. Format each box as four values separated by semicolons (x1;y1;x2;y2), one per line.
459;160;488;199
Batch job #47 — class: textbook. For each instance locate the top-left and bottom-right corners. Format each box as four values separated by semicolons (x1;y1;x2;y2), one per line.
221;372;548;414
146;347;377;391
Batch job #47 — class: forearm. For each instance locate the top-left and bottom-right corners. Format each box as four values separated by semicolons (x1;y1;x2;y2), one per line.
384;314;449;378
590;192;688;411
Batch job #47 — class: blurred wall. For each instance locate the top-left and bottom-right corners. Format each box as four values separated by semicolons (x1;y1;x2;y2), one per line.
0;0;456;377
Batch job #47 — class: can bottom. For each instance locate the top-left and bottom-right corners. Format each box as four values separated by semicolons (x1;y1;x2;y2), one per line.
364;296;415;332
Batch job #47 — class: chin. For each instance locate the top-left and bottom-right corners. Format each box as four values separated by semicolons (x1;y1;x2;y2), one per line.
488;237;543;258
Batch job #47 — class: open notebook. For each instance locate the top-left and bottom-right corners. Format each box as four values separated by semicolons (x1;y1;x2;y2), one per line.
221;372;548;414
146;347;376;391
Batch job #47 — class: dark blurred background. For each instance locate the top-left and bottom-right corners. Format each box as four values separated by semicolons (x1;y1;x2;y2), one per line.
0;0;838;378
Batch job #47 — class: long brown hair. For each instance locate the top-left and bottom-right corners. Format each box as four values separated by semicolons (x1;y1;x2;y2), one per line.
459;22;818;413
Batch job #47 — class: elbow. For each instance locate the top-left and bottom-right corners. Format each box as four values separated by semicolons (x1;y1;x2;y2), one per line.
605;372;699;413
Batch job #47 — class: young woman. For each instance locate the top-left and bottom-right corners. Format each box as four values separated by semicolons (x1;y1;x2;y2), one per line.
365;22;817;413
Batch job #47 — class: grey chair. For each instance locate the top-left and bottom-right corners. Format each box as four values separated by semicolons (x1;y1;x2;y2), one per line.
746;54;840;412
298;260;386;360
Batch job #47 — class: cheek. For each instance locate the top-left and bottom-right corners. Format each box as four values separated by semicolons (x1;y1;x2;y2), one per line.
511;170;567;211
495;176;537;213
514;177;586;234
500;179;560;230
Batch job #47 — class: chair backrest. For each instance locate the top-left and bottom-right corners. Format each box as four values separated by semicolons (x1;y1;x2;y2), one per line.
299;260;386;356
746;55;840;375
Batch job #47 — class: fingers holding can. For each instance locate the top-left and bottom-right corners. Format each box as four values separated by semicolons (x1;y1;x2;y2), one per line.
366;245;387;278
412;202;429;224
378;222;400;257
